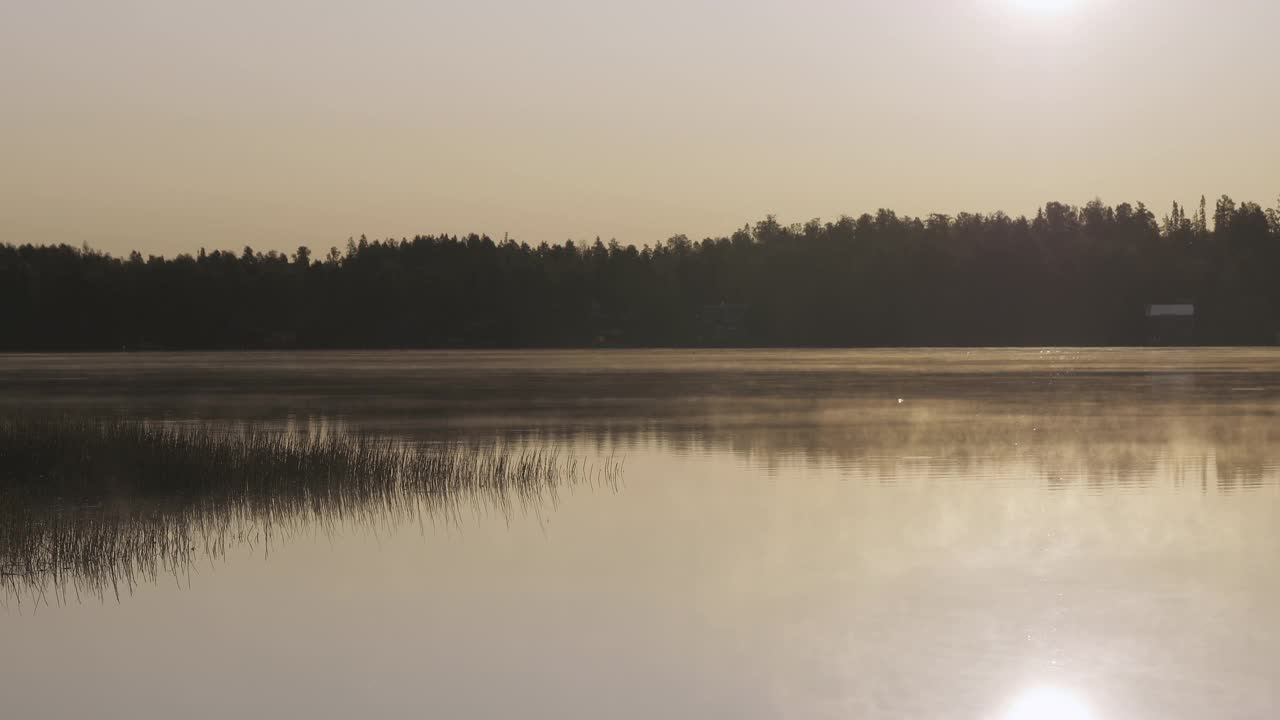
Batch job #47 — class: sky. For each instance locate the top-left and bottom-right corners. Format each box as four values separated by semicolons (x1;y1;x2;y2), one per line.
2;0;1278;256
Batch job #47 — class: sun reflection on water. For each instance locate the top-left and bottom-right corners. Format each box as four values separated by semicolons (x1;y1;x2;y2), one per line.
1002;686;1096;720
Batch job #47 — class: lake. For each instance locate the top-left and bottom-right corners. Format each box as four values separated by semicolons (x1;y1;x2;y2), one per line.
3;349;1280;719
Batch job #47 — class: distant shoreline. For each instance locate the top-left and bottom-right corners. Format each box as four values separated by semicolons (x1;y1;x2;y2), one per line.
6;198;1280;350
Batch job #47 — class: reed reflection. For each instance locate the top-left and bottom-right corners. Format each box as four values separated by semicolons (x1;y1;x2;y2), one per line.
0;417;620;605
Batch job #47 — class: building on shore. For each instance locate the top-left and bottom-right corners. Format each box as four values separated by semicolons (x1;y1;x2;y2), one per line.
1145;304;1195;345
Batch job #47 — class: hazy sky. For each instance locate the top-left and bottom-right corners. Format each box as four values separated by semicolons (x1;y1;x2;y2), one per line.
3;0;1278;256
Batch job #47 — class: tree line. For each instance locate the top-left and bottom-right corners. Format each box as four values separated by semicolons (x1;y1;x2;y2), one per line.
3;196;1280;350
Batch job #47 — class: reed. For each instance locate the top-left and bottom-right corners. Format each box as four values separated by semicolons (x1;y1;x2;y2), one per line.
0;416;621;604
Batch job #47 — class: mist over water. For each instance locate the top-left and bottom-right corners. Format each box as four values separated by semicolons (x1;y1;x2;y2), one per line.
3;349;1279;719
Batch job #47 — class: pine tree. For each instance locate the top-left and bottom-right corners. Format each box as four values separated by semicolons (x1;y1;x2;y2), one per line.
1194;195;1208;238
1214;195;1237;236
1164;201;1186;237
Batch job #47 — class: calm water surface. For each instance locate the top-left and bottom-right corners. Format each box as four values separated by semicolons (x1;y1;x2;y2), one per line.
3;349;1280;719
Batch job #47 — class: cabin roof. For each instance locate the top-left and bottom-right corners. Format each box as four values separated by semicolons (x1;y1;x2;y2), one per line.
1146;304;1195;317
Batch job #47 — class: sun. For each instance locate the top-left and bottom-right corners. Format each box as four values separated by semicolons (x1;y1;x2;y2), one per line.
1001;686;1096;720
1010;0;1078;14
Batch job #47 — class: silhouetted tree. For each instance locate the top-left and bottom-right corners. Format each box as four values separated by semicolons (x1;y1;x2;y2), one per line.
3;197;1279;350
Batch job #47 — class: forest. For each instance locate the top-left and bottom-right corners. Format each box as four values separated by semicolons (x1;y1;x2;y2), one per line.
3;196;1280;350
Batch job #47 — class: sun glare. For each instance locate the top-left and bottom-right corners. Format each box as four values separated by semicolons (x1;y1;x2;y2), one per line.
1011;0;1077;14
1002;686;1096;720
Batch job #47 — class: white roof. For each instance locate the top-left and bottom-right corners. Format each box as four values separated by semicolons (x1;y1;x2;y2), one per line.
1146;304;1195;317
